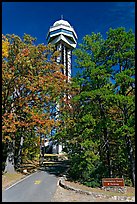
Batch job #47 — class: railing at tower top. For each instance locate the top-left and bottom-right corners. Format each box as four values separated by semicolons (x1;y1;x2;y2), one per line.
50;24;72;29
49;24;77;39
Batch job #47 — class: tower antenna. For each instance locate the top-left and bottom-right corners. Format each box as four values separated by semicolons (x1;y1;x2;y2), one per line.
61;15;63;20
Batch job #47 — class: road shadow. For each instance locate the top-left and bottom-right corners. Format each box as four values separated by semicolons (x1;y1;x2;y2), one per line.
38;160;70;177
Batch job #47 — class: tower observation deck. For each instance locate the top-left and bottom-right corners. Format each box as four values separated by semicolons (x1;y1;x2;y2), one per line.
46;18;77;80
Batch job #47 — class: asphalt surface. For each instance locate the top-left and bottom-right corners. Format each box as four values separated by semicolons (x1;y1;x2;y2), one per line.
2;170;58;202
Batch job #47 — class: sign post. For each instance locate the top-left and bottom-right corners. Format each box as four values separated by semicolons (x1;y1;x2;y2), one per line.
102;178;126;193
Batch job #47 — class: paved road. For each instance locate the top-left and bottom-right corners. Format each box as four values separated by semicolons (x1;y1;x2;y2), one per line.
2;170;58;202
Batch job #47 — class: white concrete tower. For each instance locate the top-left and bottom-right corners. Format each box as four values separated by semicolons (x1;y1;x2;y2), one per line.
46;18;77;81
46;18;77;154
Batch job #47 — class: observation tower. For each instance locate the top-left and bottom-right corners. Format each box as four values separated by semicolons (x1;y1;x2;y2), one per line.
46;18;77;154
46;17;77;80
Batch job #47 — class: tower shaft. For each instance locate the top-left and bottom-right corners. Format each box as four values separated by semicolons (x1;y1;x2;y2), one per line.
56;43;72;81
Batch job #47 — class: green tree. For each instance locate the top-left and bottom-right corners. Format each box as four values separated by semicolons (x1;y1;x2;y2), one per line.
57;28;135;187
103;28;135;186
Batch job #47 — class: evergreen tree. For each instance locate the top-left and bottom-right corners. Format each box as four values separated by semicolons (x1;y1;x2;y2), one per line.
57;28;135;187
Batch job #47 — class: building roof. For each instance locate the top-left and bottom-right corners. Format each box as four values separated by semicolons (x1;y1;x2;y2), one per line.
53;19;71;27
46;18;77;48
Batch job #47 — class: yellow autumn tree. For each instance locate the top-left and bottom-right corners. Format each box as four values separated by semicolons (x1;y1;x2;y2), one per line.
2;34;9;58
2;33;71;171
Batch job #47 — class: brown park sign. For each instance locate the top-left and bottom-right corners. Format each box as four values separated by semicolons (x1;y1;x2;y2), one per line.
102;178;124;187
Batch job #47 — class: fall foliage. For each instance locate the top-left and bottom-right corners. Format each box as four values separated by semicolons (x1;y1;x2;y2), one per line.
2;34;71;169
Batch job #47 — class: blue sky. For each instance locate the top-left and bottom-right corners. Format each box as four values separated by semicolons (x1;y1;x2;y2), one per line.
2;2;135;76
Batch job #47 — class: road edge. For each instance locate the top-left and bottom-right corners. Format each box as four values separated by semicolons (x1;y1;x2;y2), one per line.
3;170;39;191
58;177;135;202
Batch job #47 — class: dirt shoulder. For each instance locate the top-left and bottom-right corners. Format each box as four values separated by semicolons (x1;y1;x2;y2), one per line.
63;179;135;197
2;159;39;190
52;179;135;202
2;172;26;190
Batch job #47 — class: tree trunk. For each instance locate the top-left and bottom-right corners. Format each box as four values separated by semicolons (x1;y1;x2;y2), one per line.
125;134;135;187
16;136;24;168
123;105;135;187
4;140;16;174
104;128;112;178
99;99;112;178
4;153;16;174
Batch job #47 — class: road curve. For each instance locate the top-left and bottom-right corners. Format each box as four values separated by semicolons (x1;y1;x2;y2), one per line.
2;170;58;202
